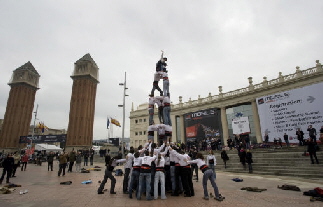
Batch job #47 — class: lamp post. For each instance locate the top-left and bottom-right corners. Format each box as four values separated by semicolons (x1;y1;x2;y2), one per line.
30;104;38;149
118;72;128;158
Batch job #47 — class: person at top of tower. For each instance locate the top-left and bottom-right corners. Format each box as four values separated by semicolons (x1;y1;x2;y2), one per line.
156;51;167;72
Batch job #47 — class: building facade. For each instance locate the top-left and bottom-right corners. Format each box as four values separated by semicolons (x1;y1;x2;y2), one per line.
130;60;323;148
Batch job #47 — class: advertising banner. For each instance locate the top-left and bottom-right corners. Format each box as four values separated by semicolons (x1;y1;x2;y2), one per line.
232;116;250;135
19;134;67;143
184;108;222;142
256;82;323;143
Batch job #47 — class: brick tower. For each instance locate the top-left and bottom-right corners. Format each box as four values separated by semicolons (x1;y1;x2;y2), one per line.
66;54;99;149
0;62;40;151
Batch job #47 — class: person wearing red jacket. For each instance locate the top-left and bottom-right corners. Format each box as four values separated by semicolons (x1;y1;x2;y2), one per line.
21;153;29;171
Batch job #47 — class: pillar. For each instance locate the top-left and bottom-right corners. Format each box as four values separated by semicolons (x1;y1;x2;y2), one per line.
220;107;229;146
251;100;262;143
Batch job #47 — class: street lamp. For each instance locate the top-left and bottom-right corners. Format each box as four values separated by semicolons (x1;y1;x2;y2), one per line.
118;72;128;158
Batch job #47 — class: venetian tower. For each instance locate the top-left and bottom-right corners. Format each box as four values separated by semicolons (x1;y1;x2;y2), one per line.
66;54;99;149
0;62;40;150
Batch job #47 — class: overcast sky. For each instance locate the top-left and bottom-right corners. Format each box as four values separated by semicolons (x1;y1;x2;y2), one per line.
1;1;322;140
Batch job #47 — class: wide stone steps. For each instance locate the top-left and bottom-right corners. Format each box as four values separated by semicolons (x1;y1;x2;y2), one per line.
213;146;323;179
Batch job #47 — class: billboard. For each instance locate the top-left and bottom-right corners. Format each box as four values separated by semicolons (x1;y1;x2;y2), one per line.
19;134;67;143
232;116;251;135
184;108;222;142
256;82;323;143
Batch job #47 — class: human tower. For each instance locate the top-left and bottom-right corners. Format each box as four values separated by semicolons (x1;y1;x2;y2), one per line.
148;51;172;144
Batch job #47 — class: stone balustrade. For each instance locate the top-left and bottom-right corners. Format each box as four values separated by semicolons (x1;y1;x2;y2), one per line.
173;60;322;110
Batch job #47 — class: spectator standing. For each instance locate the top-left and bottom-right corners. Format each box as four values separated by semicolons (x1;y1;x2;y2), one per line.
68;150;76;172
278;138;283;148
220;150;229;169
307;125;317;144
90;149;94;166
296;128;304;146
11;152;20;177
246;150;253;173
47;152;55;171
75;151;82;172
0;153;14;184
307;137;319;164
283;133;290;147
239;148;247;170
58;152;68;176
206;150;216;174
20;153;29;171
83;151;89;166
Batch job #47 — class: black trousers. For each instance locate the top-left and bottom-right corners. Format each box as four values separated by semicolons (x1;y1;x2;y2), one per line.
12;164;19;176
123;168;131;192
21;162;27;171
68;161;74;172
98;169;116;193
48;162;53;171
309;151;319;164
0;168;12;183
58;163;67;176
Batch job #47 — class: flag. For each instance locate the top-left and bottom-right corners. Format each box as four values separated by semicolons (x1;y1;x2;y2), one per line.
37;122;49;133
111;118;121;127
107;117;110;129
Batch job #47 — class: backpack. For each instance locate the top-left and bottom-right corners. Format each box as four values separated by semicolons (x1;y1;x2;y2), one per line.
115;169;123;176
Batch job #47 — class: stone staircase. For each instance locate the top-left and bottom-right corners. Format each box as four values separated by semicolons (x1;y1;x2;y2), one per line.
213;146;323;180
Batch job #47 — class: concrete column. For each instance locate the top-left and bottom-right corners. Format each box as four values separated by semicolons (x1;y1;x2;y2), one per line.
220;107;229;146
251;100;262;143
179;115;185;143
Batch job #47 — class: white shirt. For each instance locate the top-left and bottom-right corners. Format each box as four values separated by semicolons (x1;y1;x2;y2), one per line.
188;158;206;168
155;156;165;168
141;155;157;166
163;96;170;104
165;125;172;132
133;157;142;167
206;154;216;165
124;153;134;169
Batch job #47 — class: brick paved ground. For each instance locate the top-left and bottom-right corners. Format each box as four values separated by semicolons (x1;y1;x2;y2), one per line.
0;161;322;207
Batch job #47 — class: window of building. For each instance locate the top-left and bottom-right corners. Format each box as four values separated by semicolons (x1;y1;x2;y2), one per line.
144;131;146;135
144;118;146;122
135;120;138;124
139;119;142;122
139;131;142;135
135;132;138;136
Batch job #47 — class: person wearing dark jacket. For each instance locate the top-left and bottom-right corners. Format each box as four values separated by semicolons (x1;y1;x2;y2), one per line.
0;153;14;184
47;152;55;171
239;148;246;170
307;138;319;164
296;128;304;146
220;150;229;169
98;156;126;194
68;150;76;172
246;150;253;173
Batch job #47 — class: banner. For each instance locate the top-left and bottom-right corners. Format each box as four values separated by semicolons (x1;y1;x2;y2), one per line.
19;134;67;143
256;82;323;143
184;108;222;142
232;116;250;135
